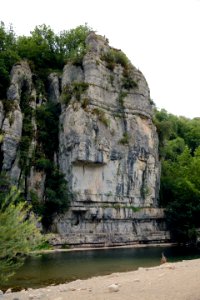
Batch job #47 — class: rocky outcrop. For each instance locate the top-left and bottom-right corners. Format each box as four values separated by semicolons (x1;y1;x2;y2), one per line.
0;33;170;247
0;61;46;192
0;61;31;173
56;33;169;246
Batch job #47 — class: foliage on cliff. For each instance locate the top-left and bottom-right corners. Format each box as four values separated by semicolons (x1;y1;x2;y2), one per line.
0;21;90;230
154;109;200;244
1;21;200;245
0;22;90;97
33;102;70;229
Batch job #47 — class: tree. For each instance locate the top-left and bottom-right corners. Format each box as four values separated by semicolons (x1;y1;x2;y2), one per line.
17;24;58;70
0;22;19;98
0;187;43;282
154;108;200;244
57;24;91;65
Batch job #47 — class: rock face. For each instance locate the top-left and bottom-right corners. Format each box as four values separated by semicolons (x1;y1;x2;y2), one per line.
56;33;169;246
0;33;170;247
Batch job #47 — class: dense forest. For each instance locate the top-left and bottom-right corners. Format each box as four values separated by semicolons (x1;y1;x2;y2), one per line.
0;21;200;280
154;109;200;243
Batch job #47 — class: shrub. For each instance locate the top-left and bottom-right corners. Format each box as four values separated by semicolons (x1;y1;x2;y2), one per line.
101;48;129;71
35;158;53;172
1;99;16;116
118;91;127;106
81;98;90;109
119;132;130;145
114;50;129;68
42;168;70;229
0;187;43;282
61;82;89;105
92;108;110;127
61;85;73;105
36;102;61;159
72;82;89;101
122;76;138;90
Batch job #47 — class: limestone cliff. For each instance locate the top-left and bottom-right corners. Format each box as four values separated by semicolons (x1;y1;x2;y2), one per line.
0;33;169;246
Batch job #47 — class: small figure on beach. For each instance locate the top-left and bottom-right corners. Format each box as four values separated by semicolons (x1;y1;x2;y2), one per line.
161;252;167;264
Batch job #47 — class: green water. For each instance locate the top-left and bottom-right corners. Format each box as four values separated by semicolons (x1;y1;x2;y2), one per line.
1;245;200;291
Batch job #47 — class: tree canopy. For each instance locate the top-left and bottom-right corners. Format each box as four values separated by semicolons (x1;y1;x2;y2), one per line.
154;109;200;244
0;22;91;98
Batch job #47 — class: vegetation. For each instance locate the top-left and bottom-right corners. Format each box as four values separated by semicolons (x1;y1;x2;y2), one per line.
118;91;127;106
0;185;43;282
0;22;90;98
154;109;200;244
0;22;20;98
92;108;110;127
121;75;138;90
1;21;200;247
34;102;70;229
119;132;130;145
101;48;130;71
0;22;90;232
61;82;89;105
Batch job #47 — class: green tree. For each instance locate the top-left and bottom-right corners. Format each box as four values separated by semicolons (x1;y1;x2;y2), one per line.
155;108;200;244
57;24;91;65
0;187;43;282
17;24;58;70
0;22;19;98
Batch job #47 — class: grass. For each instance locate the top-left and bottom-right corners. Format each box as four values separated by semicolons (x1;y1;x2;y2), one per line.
118;91;128;106
61;82;89;105
92;108;110;127
101;48;130;71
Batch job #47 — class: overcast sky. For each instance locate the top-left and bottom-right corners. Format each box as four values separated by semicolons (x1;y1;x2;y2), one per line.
1;0;200;118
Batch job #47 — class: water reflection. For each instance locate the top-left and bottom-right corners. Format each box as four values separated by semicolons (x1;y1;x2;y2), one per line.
1;245;200;291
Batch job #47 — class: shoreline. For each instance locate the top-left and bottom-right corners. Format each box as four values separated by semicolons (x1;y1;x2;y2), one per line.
3;258;200;300
34;242;176;254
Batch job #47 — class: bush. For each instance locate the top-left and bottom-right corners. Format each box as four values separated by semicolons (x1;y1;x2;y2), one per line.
119;132;130;145
35;158;53;172
122;76;138;90
36;102;61;159
101;48;130;71
118;91;127;106
1;99;16;116
61;82;89;105
92;108;110;127
0;187;43;282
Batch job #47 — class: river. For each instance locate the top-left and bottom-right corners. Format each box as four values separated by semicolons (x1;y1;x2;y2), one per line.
1;244;200;291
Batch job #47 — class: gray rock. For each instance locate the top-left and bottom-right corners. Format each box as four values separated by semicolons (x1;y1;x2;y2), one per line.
1;109;22;170
1;34;169;248
48;73;60;103
0;101;4;127
55;32;169;246
7;61;32;101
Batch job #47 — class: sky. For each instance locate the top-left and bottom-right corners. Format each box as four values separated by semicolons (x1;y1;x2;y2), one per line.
1;0;200;118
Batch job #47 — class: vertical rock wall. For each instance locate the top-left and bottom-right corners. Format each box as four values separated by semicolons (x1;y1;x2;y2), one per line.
56;33;169;246
0;34;170;247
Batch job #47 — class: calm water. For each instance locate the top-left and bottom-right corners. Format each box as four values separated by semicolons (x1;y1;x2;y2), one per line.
1;245;200;291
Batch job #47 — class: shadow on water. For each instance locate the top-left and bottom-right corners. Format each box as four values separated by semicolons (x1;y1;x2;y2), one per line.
1;245;200;291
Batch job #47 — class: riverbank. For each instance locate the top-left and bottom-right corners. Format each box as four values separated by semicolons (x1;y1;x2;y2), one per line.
34;242;175;254
3;258;200;300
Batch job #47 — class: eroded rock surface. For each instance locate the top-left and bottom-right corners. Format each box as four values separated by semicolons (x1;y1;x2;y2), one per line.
56;33;169;246
0;34;169;247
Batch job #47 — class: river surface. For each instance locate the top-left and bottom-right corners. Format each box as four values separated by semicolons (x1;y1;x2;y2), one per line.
1;245;200;291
